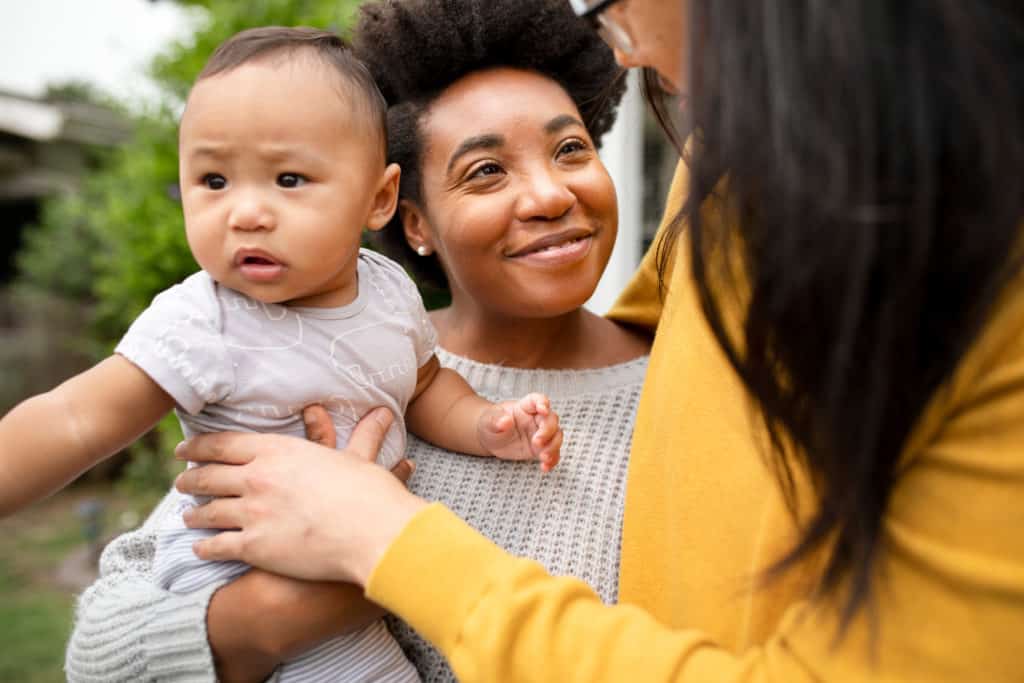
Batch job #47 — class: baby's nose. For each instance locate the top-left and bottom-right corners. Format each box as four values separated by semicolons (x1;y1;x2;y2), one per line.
229;194;275;231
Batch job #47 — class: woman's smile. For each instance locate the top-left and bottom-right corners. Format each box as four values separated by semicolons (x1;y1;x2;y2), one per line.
505;228;596;267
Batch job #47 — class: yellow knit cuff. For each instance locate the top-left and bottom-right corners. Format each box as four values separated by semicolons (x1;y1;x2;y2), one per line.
366;502;511;656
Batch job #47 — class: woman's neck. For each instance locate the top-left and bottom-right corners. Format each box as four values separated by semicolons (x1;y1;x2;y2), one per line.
430;302;649;370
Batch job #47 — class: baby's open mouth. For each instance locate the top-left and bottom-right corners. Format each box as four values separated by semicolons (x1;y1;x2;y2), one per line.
235;250;285;282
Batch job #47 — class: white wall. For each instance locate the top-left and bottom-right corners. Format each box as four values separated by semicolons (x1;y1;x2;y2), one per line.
586;69;645;315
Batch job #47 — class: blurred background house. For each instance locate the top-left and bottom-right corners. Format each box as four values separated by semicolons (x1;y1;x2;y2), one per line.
0;87;129;196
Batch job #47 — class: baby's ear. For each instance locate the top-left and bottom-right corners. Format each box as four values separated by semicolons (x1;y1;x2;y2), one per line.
366;163;401;231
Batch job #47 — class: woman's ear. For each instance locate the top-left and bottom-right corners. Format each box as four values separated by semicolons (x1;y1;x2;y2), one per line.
399;198;434;255
365;163;402;232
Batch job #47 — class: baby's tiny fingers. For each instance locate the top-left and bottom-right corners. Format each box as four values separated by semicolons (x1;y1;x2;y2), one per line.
532;415;560;443
524;393;550;415
518;393;549;416
540;438;561;471
547;430;563;455
534;439;562;471
516;395;537;415
540;451;560;472
535;396;550;416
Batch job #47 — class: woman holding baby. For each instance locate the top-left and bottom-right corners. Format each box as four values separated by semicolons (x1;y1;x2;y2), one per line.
67;1;646;681
71;0;1024;681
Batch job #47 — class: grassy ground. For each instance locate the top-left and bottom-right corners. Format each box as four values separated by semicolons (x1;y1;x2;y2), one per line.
0;484;164;682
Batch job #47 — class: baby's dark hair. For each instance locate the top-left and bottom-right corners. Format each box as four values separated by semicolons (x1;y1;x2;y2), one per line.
196;26;387;152
353;0;626;290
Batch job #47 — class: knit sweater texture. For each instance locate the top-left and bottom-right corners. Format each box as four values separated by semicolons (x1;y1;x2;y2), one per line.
65;348;647;682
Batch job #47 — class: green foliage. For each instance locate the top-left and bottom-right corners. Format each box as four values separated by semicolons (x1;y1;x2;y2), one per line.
13;0;367;493
0;486;169;682
89;113;195;340
0;560;73;683
152;0;363;102
116;413;187;496
17;113;189;344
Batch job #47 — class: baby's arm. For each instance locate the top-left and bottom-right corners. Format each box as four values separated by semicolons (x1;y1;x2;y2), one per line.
406;355;561;471
0;355;174;516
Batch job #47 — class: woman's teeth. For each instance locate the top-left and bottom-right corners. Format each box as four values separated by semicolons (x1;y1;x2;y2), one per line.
530;236;585;254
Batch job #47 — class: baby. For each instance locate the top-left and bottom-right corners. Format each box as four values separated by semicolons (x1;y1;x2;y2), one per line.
0;27;561;682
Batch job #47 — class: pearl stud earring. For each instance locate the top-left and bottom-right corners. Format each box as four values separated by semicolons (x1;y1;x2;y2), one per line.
416;245;431;256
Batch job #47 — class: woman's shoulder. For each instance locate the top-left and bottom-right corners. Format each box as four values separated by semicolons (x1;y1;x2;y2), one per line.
948;263;1024;400
905;262;1024;464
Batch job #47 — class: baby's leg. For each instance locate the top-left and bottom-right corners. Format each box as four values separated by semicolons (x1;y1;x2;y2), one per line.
153;491;250;593
155;491;418;681
277;619;420;682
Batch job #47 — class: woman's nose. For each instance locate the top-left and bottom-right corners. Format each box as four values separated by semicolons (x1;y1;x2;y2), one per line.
229;193;275;232
515;170;576;222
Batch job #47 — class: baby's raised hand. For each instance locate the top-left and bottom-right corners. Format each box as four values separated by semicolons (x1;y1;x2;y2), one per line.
477;393;561;472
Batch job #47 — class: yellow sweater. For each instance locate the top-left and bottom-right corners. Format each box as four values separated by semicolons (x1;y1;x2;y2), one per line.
368;163;1024;681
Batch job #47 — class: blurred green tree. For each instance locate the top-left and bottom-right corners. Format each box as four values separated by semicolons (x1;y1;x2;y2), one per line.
13;0;363;492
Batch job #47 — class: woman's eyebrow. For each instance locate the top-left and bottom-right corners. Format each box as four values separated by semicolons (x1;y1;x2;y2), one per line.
545;114;586;134
447;133;504;174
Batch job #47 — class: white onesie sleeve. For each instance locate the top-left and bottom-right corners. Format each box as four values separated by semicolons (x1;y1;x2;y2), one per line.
114;271;235;414
358;248;439;368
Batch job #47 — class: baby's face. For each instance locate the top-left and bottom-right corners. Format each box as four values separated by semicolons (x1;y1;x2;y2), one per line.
179;61;385;307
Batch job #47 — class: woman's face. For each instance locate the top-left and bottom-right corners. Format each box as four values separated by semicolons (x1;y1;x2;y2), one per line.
603;0;688;94
405;67;617;319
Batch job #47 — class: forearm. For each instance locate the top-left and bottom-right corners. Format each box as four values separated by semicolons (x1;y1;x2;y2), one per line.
1;355;172;517
368;505;802;683
406;368;493;456
208;570;386;682
0;391;96;516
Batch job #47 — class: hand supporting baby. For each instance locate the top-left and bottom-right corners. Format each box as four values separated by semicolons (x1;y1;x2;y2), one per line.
477;393;562;472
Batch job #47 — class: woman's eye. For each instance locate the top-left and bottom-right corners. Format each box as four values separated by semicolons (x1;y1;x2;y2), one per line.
557;139;589;157
277;173;307;188
469;163;504;180
202;173;227;190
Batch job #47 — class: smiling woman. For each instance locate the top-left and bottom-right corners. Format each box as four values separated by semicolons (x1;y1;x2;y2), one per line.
397;67;619;328
63;3;650;682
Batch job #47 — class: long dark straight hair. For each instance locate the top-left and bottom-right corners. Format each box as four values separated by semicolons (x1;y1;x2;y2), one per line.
653;1;1024;625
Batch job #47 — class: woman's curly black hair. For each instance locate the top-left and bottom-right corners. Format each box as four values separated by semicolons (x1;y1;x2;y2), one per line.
353;0;625;291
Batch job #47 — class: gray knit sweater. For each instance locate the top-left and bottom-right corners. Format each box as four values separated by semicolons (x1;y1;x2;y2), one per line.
65;349;647;682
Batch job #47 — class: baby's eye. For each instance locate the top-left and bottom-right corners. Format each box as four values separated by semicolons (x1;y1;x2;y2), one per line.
277;173;307;188
202;173;227;190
